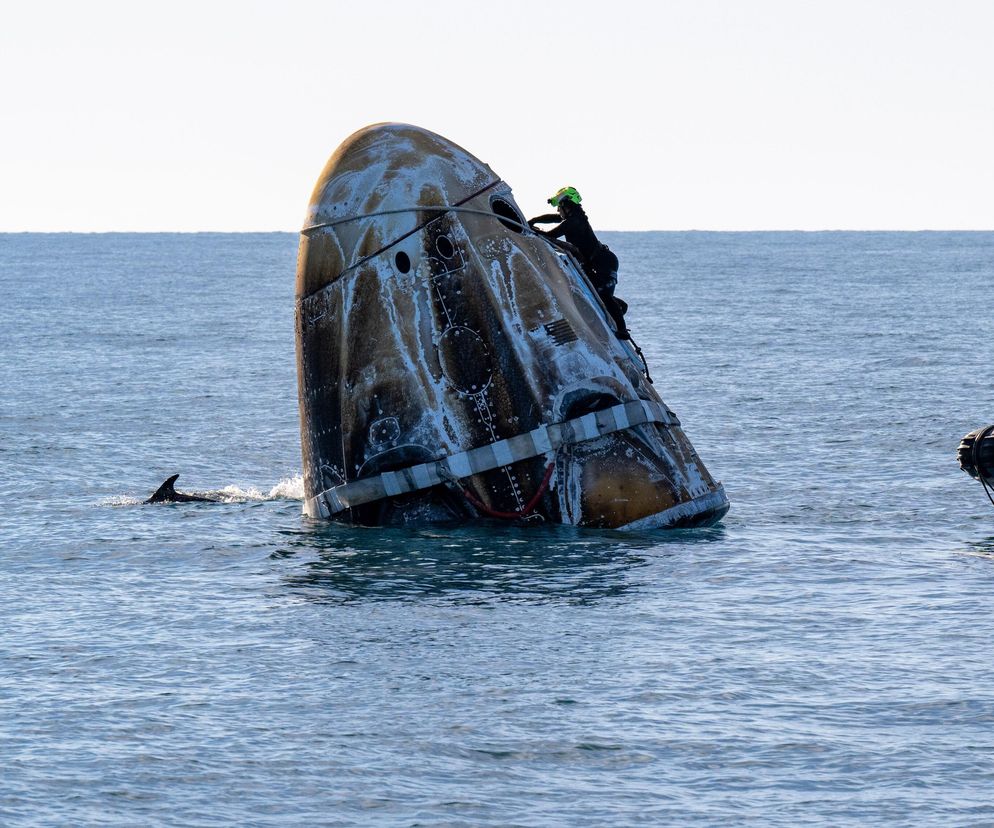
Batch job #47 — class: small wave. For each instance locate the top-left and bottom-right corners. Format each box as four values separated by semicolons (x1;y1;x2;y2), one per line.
214;474;305;503
269;474;306;500
102;495;145;507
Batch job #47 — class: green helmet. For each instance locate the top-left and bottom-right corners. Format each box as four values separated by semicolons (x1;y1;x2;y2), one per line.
548;186;582;207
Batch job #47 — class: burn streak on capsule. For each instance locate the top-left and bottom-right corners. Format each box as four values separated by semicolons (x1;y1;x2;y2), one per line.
295;123;729;528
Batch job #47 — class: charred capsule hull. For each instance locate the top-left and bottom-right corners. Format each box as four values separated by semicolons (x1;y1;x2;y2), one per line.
296;123;729;528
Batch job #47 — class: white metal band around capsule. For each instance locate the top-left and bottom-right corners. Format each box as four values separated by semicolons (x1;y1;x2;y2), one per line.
303;399;680;519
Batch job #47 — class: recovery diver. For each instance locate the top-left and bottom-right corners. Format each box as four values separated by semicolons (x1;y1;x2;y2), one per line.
529;186;630;339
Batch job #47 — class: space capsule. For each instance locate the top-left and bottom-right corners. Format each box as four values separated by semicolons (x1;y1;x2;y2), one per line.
295;123;729;528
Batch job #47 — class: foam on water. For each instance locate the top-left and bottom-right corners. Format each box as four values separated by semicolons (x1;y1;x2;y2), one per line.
217;473;306;502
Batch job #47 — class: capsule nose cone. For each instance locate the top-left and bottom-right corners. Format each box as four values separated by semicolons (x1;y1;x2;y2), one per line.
304;122;497;228
297;123;500;299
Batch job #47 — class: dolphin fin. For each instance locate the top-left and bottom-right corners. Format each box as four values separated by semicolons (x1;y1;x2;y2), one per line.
146;474;181;504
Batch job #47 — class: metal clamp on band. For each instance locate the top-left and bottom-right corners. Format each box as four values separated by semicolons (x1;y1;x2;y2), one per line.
303;399;680;519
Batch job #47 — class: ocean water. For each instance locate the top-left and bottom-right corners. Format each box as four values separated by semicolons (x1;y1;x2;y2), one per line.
2;231;993;826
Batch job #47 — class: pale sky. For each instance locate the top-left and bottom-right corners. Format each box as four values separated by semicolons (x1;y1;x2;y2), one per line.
2;0;992;231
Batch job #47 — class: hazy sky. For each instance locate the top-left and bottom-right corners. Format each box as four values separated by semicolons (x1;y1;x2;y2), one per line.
2;1;992;231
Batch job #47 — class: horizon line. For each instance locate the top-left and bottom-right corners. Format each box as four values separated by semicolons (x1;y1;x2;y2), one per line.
3;228;994;235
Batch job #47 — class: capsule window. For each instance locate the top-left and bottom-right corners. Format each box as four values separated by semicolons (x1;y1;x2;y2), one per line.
395;251;411;273
436;235;455;259
491;198;525;234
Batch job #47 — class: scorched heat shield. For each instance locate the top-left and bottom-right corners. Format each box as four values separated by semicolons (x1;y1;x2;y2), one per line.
295;123;729;528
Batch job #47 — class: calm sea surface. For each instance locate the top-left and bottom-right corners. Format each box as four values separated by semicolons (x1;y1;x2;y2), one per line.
2;232;993;826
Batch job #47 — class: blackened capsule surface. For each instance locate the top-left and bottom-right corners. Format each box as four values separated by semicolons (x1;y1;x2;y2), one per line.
296;123;729;528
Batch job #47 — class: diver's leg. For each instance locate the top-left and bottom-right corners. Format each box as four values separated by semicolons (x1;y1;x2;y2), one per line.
599;254;629;338
597;273;630;339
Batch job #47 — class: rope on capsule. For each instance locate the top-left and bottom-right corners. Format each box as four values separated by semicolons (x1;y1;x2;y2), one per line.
303;201;648;378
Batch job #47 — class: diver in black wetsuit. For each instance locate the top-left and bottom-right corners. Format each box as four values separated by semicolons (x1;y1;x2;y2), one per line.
528;186;630;339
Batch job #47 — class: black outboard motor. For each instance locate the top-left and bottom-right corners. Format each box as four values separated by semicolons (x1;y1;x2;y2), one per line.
958;425;994;505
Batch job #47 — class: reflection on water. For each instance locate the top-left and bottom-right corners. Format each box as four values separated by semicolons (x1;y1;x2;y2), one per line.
273;521;726;604
959;536;994;560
